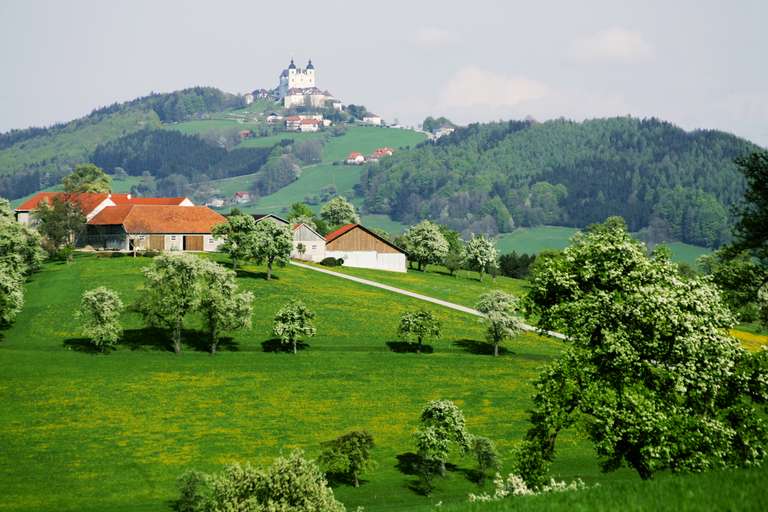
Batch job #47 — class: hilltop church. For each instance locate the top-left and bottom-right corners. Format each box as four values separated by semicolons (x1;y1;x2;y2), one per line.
277;58;339;110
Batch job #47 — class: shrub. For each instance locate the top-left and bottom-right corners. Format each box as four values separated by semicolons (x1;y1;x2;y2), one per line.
75;287;124;352
143;250;160;258
321;257;340;267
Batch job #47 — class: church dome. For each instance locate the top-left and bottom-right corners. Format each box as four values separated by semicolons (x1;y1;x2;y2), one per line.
288;58;296;69
306;59;314;70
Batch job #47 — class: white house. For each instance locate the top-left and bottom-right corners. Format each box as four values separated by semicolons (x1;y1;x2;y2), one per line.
324;224;407;273
298;119;321;132
244;93;254;105
291;223;326;261
362;114;382;126
346;152;365;165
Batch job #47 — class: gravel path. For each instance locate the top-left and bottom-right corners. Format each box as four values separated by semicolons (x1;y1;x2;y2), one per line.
290;261;566;340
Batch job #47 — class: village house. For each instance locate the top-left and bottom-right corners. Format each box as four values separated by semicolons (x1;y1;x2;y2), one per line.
87;205;225;252
345;152;365;165
291;223;326;261
233;191;251;204
324;224;407;272
362;113;382;126
205;198;225;208
243;93;254;105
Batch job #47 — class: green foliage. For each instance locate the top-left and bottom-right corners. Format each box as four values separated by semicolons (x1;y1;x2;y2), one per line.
699;249;768;320
414;400;473;476
75;287;124;352
404;220;449;271
397;308;441;353
444;252;464;277
732;151;768;261
177;451;345;512
0;264;23;327
321;196;360;226
359;118;758;245
422;116;455;133
522;217;768;484
253;154;302;196
212;213;258;270
273;299;317;354
471;436;501;481
197;260;253;354
62;163;111;193
32;196;86;253
318;430;376;487
475;290;522;357
252;220;293;280
498;252;536;278
0;199;45;276
465;235;498;280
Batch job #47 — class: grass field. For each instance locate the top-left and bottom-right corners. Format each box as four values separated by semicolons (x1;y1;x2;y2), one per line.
496;226;712;266
0;254;764;511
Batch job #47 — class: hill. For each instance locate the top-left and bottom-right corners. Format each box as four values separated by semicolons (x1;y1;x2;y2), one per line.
358;117;760;248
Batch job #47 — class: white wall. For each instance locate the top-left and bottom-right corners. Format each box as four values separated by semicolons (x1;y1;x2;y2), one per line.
204;235;222;252
16;211;31;225
166;234;183;251
325;250;407;273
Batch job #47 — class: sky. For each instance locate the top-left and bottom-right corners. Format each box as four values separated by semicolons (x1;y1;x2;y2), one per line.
1;0;766;146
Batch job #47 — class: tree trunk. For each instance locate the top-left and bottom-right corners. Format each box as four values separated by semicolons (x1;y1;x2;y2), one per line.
267;260;273;280
210;324;218;355
232;256;237;270
493;342;499;357
439;460;446;476
292;338;297;354
417;337;422;354
353;472;359;487
173;318;182;354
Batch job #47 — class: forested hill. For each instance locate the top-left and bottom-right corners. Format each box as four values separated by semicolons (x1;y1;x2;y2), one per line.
358;117;760;247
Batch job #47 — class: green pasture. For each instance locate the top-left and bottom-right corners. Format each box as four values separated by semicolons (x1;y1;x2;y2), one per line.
321;126;426;162
360;214;409;235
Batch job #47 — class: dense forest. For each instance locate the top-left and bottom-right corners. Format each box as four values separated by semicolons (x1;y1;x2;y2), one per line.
92;129;273;181
358;117;759;247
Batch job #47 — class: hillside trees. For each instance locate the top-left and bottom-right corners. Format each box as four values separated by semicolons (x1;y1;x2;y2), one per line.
404;220;449;271
397;309;441;353
414;400;472;477
62;163;112;193
252;221;293;280
475;291;522;357
212;213;257;270
518;217;768;485
252;154;302;196
75;287;124;352
730;151;768;261
273;299;317;354
465;235;498;280
318;431;375;487
198;262;254;355
321;196;360;226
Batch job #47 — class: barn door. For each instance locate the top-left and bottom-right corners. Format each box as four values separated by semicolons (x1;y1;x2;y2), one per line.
149;235;165;251
184;235;204;251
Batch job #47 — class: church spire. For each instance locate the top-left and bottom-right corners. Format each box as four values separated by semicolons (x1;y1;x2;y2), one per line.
306;58;314;70
288;58;296;70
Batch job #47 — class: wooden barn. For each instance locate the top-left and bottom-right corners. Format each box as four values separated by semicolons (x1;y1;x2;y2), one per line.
292;223;326;262
324;224;407;273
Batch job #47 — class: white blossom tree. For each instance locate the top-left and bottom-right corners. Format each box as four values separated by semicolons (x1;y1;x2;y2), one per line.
465;234;498;281
212;213;257;270
403;220;449;271
197;260;254;354
0;264;23;327
320;196;359;226
252;221;293;280
75;287;124;352
397;308;441;353
476;290;523;357
272;299;316;354
414;399;473;476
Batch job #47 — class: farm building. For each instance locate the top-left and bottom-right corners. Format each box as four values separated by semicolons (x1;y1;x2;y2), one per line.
324;224;407;272
252;213;289;226
86;205;226;252
291;223;326;261
346;152;365;165
14;192;192;225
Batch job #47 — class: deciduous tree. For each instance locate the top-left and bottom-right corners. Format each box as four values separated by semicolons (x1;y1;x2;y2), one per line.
62;163;112;193
318;430;375;487
397;308;441;354
476;290;522;357
414;399;472;476
320;196;359;226
0;264;23;327
75;287;124;352
404;220;449;271
33;196;86;255
465;234;497;281
273;299;316;354
197;260;253;355
252;221;293;280
211;213;257;270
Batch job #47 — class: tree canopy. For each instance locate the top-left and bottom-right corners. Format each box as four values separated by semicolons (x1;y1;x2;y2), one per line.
62;163;111;193
320;196;360;226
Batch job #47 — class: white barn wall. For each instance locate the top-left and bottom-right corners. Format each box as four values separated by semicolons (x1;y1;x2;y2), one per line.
325;250;407;273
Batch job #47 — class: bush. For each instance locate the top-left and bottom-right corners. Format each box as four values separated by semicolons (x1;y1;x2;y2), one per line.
110;251;127;258
143;250;160;258
321;257;340;267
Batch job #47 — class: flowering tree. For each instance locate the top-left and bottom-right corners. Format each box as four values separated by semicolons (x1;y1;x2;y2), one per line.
197;260;253;354
0;266;23;327
404;220;449;271
476;290;523;356
75;287;124;352
272;299;317;354
397;308;441;354
518;217;768;486
414;399;473;476
212;213;257;270
318;430;375;487
465;234;497;280
252;221;293;280
320;196;359;226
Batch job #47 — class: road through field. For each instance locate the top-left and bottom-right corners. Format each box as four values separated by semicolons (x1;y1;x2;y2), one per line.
290;261;566;340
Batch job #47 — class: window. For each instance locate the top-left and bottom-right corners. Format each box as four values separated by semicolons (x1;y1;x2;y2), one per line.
208;238;214;243
311;245;317;250
139;235;144;240
171;236;177;240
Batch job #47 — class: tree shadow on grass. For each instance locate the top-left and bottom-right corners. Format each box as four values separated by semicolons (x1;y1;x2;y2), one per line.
235;268;281;281
63;337;109;354
395;452;458;496
325;472;370;489
454;338;512;356
386;341;434;354
261;338;309;353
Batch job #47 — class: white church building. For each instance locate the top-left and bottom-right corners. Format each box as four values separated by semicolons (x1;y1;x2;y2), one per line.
277;59;336;109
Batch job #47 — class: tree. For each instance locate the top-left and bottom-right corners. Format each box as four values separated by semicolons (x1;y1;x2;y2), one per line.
465;234;497;280
138;253;203;354
471;436;501;483
397;308;441;354
414;399;473;476
699;249;768;320
33;196;86;256
444;251;464;277
293;139;324;164
62;163;111;193
296;243;307;260
404;220;449;271
287;202;319;230
211;213;257;270
252;221;293;280
730;151;768;261
273;299;316;354
0;264;23;327
519;217;768;485
475;290;522;357
320;196;359;226
318;431;375;487
75;287;124;352
197;260;253;354
0;199;45;276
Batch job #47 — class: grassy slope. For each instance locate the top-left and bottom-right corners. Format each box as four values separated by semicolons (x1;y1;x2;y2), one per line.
0;110;160;176
1;253;588;512
497;226;712;266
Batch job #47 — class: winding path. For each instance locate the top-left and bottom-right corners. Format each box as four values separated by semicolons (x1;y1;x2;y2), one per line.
290;261;566;340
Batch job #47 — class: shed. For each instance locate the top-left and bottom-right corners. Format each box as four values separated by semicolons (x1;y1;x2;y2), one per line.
324;224;407;272
292;223;326;262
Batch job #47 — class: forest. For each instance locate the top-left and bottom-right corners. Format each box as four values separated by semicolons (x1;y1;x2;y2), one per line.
357;117;760;247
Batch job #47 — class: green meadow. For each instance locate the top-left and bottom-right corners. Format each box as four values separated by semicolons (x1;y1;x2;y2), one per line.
0;254;764;511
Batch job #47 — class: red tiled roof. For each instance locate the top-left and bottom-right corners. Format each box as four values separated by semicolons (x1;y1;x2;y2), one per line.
88;205;226;234
347;152;363;159
15;192;110;214
111;195;189;206
300;119;320;125
324;223;357;242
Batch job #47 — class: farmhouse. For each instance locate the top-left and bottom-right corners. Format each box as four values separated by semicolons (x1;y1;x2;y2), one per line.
346;152;365;165
14;191;192;225
291;223;326;262
252;213;289;226
362;114;382;126
87;205;225;252
324;224;407;272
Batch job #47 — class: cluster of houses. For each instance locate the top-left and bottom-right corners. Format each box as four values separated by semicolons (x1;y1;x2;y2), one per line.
14;191;407;272
345;147;395;165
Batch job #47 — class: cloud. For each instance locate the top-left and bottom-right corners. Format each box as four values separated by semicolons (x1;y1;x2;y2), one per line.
413;26;456;47
569;27;653;61
437;67;551;109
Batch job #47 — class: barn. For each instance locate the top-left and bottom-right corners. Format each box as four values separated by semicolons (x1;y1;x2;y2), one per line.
324;224;407;273
292;223;326;262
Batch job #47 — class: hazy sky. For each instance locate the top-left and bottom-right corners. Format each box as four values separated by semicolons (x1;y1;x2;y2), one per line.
2;0;766;146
